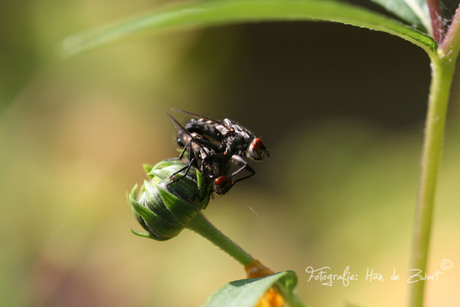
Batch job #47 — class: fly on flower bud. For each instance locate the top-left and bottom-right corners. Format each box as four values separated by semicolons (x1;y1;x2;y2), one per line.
128;159;212;241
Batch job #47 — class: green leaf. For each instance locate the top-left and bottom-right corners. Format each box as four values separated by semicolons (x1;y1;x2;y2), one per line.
203;270;305;307
61;0;437;57
369;0;431;34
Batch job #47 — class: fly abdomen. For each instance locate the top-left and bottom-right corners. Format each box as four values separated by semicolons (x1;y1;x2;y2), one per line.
185;119;223;145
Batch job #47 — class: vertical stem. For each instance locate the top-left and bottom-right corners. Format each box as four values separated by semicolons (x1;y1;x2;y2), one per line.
412;5;460;306
409;55;455;307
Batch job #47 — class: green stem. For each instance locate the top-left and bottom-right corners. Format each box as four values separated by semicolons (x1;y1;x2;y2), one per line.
409;55;456;307
410;6;460;306
187;212;254;266
188;214;307;306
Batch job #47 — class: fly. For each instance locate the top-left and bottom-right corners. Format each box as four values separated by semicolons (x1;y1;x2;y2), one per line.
168;109;269;195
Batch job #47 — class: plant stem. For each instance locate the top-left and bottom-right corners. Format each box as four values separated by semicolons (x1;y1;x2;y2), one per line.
187;212;254;266
409;5;460;305
409;55;456;307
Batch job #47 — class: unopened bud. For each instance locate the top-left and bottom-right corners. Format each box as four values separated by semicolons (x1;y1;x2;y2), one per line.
129;159;211;240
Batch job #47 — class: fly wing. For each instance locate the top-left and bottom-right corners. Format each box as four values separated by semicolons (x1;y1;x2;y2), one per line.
167;112;220;152
171;108;225;127
167;112;196;148
167;112;188;134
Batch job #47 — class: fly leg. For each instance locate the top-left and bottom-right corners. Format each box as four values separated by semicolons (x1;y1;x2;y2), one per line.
230;155;255;183
212;155;256;195
168;157;195;183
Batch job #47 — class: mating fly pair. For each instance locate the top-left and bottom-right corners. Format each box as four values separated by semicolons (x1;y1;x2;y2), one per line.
168;109;269;195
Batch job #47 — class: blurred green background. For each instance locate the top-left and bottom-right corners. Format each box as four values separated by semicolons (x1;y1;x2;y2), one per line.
1;1;459;306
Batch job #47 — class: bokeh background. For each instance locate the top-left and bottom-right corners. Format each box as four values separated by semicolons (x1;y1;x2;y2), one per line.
1;1;459;306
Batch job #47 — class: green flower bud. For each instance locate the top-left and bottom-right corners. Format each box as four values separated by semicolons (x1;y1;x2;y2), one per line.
129;159;212;241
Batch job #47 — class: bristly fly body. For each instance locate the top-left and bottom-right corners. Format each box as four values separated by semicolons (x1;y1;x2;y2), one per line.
167;109;269;195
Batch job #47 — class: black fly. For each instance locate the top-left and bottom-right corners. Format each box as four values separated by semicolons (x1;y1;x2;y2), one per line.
167;109;269;195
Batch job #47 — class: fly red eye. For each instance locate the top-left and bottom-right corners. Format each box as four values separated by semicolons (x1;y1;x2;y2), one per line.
252;138;263;151
215;176;227;186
